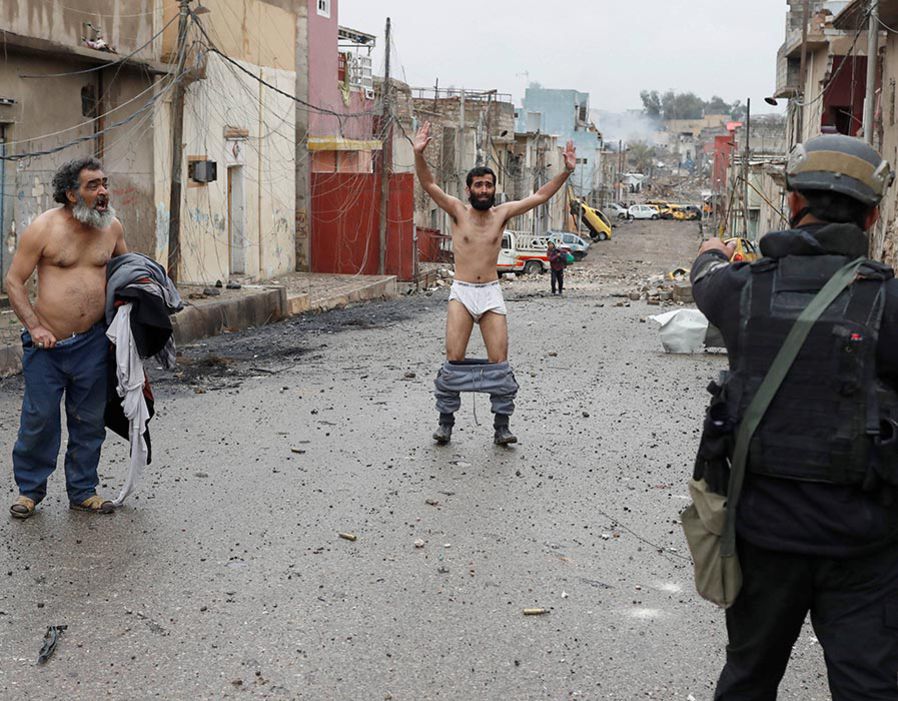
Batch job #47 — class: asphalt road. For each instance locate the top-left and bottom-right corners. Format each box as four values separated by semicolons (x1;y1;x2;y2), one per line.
0;219;832;699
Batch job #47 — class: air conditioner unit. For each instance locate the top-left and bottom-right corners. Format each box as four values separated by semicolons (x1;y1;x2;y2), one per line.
349;54;374;89
364;87;375;100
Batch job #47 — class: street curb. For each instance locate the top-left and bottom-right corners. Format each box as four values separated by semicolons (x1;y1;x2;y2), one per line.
302;276;398;313
173;287;287;346
0;276;400;377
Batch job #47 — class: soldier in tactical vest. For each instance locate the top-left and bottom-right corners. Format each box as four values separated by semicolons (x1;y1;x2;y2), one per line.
691;134;898;699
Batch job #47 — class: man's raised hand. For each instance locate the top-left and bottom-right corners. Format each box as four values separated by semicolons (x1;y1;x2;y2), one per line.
414;122;433;154
563;140;576;172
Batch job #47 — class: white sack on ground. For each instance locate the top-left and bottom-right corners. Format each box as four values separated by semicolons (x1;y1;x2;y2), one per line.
649;309;711;353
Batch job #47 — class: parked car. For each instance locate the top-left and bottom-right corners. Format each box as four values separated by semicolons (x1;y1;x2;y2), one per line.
628;204;659;220
672;204;702;221
606;202;629;220
724;237;760;262
647;201;674;219
547;231;589;260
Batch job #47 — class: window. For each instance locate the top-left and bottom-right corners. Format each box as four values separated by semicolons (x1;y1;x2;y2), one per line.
317;0;330;17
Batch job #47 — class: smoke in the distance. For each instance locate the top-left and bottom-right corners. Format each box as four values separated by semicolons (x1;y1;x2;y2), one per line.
592;109;663;148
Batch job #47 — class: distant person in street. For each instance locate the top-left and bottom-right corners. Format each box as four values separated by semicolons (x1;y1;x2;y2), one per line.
690;134;898;698
547;241;566;295
5;156;127;519
413;121;575;445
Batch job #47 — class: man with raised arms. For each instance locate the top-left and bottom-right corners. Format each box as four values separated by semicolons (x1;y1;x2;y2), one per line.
413;121;576;445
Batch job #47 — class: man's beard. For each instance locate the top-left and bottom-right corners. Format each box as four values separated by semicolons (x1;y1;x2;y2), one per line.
72;196;115;229
469;193;495;211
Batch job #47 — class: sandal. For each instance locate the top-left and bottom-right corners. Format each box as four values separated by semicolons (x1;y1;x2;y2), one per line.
69;495;114;514
10;495;36;520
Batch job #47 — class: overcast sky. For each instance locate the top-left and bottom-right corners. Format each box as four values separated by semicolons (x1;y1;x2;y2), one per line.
338;0;788;115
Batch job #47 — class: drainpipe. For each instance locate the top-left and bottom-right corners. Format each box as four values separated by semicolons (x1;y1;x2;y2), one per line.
863;0;879;144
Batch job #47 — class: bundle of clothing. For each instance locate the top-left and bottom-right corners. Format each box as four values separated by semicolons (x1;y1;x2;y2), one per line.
104;253;183;505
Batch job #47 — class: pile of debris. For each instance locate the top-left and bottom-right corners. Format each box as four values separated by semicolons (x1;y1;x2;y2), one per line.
419;266;455;295
613;267;694;307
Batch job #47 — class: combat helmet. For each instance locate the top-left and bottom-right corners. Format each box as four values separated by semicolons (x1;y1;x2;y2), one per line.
786;133;893;207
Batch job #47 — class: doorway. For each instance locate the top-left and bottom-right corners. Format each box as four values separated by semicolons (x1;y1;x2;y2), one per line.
227;165;246;275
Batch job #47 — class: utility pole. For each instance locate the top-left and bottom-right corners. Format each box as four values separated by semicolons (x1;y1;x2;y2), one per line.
378;17;391;276
743;98;751;237
796;0;809;143
863;0;879;144
458;89;466;194
167;0;191;284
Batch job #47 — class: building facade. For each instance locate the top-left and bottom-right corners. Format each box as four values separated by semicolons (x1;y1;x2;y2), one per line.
0;1;166;287
516;87;603;200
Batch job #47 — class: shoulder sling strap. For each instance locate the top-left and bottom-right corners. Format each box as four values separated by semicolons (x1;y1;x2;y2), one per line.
720;256;866;558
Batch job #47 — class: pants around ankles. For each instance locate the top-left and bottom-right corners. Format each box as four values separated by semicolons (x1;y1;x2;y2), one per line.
551;268;564;294
714;537;898;701
12;324;109;505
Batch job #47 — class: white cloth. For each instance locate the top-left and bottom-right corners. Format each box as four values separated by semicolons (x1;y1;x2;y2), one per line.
106;304;150;505
448;280;507;322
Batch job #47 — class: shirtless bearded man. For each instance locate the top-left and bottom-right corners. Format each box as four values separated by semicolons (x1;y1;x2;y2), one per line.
414;122;576;445
5;156;127;518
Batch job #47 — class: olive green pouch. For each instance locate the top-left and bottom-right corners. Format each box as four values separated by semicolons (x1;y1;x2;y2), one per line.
681;478;742;608
682;257;865;609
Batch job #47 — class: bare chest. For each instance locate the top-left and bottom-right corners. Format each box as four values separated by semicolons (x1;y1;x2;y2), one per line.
453;223;503;253
42;230;114;270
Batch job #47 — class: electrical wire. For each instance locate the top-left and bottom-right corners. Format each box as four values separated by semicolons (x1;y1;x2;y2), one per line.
53;2;162;19
189;11;377;120
18;13;177;78
3;70;174;148
793;10;870;108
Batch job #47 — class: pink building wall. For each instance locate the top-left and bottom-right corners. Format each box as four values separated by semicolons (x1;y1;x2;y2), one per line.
307;0;374;140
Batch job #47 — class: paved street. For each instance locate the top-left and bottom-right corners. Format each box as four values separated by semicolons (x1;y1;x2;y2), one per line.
0;220;831;699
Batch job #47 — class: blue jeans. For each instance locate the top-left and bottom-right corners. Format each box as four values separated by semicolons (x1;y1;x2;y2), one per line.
12;324;108;504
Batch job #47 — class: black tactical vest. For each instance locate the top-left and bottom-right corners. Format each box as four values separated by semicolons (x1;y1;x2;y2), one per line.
734;253;897;486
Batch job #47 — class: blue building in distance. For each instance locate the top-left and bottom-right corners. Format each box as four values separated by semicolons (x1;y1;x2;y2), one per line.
515;87;603;199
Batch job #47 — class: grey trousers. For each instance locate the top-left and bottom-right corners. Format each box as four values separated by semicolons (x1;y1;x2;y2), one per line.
433;360;519;416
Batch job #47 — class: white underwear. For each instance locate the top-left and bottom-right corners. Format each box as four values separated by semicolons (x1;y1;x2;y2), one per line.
449;280;507;322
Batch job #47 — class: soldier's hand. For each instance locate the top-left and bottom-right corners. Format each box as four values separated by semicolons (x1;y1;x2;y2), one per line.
698;237;736;260
29;325;57;349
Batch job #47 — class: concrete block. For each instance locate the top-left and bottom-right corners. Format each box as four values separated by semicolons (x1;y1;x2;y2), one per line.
288;293;310;315
172;287;286;345
672;282;694;304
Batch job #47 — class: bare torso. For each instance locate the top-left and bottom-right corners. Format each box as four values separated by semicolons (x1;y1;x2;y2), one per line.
451;206;506;283
32;208;118;338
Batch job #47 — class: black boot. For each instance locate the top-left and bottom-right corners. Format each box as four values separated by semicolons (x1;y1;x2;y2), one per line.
433;413;454;445
493;414;517;445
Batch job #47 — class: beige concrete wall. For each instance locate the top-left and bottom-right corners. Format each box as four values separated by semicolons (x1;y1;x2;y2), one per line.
873;34;898;266
0;47;159;272
753;166;789;238
162;0;295;69
3;0;162;59
153;52;295;284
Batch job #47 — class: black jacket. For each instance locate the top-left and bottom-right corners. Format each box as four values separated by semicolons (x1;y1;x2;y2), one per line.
691;224;898;557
